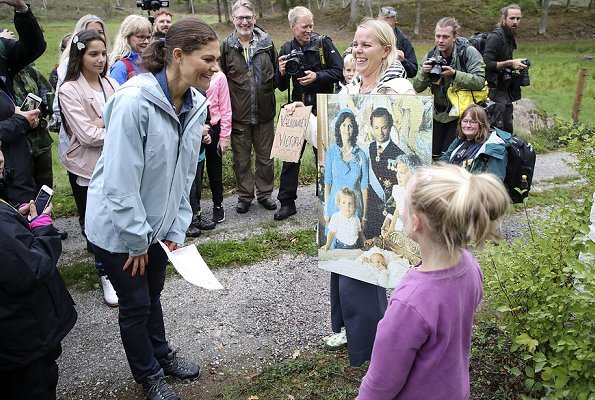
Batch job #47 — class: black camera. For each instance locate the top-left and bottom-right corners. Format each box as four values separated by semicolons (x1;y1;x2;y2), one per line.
501;67;514;84
136;0;168;11
427;56;449;82
519;59;531;87
282;49;305;76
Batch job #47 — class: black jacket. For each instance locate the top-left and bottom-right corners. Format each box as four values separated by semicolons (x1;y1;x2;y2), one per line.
0;6;47;205
395;28;418;78
483;26;516;89
275;33;343;114
0;200;77;370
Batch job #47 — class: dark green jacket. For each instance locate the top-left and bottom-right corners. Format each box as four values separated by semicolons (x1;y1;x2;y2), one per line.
413;38;486;123
220;26;277;127
13;64;53;156
441;128;509;181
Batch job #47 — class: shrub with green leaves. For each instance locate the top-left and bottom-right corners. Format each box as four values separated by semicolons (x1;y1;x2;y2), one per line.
478;131;595;399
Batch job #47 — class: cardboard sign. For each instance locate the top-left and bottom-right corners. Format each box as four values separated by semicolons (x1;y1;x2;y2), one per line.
270;106;312;163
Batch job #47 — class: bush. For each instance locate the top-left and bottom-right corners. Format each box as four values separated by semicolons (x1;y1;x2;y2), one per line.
478;131;595;399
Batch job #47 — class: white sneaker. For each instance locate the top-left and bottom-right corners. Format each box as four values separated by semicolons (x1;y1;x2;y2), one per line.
325;331;348;351
100;276;119;307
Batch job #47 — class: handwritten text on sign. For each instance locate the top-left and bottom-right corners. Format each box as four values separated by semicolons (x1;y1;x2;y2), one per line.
270;106;312;163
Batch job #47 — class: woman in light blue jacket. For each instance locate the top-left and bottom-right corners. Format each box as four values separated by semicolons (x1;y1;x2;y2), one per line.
85;18;220;400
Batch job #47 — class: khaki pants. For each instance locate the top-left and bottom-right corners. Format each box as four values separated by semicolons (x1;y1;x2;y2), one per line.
231;120;275;202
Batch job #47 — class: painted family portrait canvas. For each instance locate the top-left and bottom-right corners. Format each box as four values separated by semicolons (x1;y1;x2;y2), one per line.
317;93;433;288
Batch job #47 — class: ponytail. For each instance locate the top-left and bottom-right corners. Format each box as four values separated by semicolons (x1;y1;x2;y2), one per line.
142;39;167;73
407;163;510;255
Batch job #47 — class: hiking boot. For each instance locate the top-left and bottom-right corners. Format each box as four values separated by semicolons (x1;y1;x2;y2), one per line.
100;275;118;307
274;204;297;221
142;369;180;400
194;214;215;230
212;205;225;223
186;224;201;238
236;199;251;213
158;350;200;383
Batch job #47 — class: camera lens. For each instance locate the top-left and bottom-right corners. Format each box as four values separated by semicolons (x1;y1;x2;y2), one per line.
429;64;443;82
286;59;300;75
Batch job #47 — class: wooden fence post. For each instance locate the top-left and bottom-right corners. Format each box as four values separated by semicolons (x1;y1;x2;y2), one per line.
572;68;588;123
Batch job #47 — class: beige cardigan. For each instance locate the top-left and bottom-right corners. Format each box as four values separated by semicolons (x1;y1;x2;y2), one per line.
59;74;119;178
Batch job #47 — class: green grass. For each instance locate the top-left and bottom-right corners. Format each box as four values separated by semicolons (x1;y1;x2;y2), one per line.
219;351;363;400
60;228;317;288
513;181;590;210
218;309;527;399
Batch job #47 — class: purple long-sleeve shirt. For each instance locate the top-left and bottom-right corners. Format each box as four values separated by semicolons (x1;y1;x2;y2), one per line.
358;249;483;400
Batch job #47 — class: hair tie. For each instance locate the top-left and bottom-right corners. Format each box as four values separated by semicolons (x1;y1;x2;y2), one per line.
72;35;85;51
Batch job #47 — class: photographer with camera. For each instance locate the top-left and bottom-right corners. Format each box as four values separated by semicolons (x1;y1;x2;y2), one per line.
413;17;485;160
483;4;528;134
274;6;343;221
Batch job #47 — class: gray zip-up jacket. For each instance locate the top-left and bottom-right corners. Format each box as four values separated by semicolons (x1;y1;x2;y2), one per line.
85;73;208;256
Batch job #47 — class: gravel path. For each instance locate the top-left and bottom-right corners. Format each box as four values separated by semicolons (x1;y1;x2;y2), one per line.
53;151;577;399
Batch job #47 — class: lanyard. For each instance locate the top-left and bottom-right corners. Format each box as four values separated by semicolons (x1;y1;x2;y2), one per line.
97;77;107;103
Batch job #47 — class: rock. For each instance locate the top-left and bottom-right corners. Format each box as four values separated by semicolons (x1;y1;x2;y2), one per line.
513;98;555;135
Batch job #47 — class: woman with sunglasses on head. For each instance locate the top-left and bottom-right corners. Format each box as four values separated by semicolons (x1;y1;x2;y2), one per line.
84;17;219;400
110;14;153;85
440;104;509;181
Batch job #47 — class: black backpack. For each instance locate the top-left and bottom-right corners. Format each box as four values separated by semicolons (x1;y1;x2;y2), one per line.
466;32;489;55
494;128;537;203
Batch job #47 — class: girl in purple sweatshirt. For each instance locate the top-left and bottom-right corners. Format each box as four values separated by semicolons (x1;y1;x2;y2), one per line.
357;164;510;400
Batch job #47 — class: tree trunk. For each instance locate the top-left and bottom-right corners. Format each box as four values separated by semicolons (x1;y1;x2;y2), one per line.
216;0;222;22
223;0;230;22
566;0;571;11
538;0;550;35
414;0;421;36
349;0;358;27
256;0;263;18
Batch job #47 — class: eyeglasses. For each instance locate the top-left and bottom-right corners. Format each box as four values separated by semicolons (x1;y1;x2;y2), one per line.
132;34;151;42
461;119;479;125
234;15;254;21
379;7;398;18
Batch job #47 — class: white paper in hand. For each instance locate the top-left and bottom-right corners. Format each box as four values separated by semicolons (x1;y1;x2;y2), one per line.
158;241;223;290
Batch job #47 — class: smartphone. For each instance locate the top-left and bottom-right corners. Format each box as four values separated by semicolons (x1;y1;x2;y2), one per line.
21;93;42;112
34;185;53;214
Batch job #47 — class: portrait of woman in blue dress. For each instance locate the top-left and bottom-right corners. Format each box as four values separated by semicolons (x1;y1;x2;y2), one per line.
324;108;369;229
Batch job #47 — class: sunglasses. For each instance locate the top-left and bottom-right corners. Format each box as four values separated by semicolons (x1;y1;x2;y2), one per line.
379;7;398;18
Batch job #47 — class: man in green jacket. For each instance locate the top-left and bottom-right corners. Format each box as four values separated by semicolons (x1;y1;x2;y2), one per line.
413;17;485;160
219;0;278;214
13;63;54;191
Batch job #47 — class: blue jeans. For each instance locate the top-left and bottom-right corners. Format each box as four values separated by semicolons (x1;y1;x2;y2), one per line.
94;243;170;382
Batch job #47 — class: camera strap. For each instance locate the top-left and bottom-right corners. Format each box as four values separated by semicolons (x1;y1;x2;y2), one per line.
318;35;326;68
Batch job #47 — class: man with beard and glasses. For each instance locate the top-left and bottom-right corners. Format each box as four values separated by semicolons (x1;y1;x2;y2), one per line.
483;4;527;134
220;0;278;215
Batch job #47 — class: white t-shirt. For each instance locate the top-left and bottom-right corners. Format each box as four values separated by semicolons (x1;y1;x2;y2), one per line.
328;212;362;246
390;185;406;231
